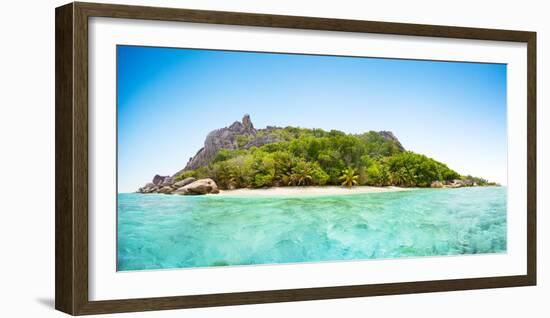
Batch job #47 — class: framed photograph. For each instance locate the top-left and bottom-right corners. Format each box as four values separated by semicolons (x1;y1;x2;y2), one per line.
55;2;536;315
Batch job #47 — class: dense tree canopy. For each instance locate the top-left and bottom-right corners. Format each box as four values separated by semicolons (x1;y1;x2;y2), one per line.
175;126;492;189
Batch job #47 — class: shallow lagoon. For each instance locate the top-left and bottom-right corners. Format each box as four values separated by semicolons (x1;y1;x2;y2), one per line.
117;186;506;271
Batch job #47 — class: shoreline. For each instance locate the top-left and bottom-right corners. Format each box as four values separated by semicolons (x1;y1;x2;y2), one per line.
128;185;503;197
216;186;413;197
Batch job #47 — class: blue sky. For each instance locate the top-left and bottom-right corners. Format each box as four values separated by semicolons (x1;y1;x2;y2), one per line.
117;45;507;192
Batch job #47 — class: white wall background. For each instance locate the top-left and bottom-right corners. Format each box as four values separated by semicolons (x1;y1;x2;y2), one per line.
0;0;547;316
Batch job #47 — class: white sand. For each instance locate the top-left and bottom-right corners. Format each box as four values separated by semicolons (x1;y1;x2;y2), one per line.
217;186;412;197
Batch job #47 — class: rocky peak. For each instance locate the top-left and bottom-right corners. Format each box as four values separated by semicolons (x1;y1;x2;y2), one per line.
228;121;243;130
242;114;254;131
175;115;258;174
378;130;405;151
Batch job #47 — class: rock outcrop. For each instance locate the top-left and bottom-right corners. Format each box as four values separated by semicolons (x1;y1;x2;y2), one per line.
160;177;174;187
158;186;173;194
431;180;444;188
377;131;405;152
174;178;220;195
447;179;465;188
173;177;196;188
152;174;168;185
177;114;257;173
137;182;157;193
430;179;479;189
138;175;219;195
243;133;281;148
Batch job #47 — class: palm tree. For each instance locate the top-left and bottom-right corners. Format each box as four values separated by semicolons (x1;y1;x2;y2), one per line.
288;161;314;186
378;165;390;186
390;168;409;186
339;167;359;187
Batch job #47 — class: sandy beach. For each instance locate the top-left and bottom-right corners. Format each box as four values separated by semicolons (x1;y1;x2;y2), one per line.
217;186;412;197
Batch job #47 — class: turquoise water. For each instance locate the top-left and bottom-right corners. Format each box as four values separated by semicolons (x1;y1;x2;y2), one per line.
117;187;506;271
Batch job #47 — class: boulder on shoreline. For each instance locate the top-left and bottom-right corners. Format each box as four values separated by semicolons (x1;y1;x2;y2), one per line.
152;174;168;185
161;177;175;187
448;179;465;188
430;178;483;189
158;186;174;194
431;181;444;188
137;182;157;193
137;176;218;195
173;177;196;189
174;178;220;195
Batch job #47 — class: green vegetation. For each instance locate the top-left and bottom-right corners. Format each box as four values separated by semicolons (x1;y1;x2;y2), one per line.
460;175;499;186
175;126;492;189
339;167;359;187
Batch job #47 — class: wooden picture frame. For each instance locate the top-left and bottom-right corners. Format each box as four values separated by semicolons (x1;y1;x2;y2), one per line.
55;2;536;315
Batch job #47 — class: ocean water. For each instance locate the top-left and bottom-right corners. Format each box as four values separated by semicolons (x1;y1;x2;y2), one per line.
117;187;506;271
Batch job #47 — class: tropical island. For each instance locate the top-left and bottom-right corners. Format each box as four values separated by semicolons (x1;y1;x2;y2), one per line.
137;114;498;195
118;47;507;271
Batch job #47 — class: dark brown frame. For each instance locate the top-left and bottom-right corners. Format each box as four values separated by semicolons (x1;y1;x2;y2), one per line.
55;1;537;315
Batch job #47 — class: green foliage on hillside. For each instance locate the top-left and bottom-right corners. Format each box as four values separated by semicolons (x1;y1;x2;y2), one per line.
460;175;498;186
175;126;472;189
